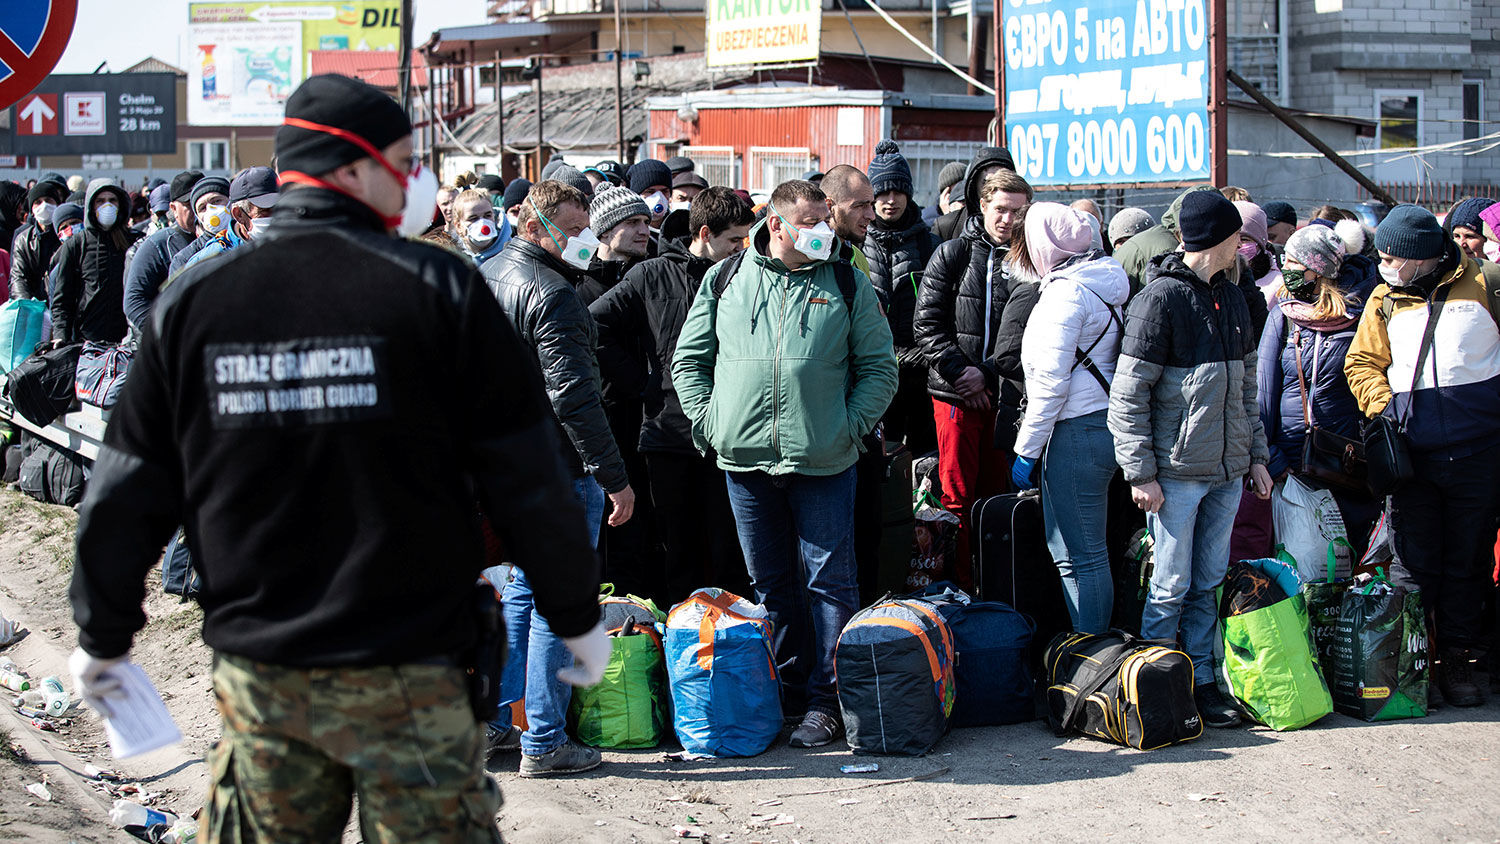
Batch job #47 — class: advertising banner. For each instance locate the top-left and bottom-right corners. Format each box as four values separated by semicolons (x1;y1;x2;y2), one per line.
1002;0;1210;186
187;2;403;125
706;0;822;68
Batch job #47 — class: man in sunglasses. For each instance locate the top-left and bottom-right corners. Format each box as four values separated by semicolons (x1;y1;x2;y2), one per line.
67;74;605;843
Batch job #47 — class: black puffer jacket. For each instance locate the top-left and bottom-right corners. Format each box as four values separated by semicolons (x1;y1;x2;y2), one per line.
52;179;141;344
589;236;718;455
9;222;60;302
914;215;1014;405
482;236;630;493
865;205;940;361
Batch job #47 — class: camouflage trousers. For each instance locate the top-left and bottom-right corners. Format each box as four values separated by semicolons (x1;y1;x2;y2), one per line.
202;652;503;844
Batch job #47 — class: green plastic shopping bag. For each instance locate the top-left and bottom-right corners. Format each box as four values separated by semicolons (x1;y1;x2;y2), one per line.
567;585;671;748
1329;570;1428;722
1220;557;1333;731
1300;540;1355;683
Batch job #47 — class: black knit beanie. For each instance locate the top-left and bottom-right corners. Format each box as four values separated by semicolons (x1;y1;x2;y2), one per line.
275;74;411;177
1178;190;1242;252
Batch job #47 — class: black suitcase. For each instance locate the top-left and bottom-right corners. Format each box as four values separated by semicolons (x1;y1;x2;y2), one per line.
972;491;1072;650
3;343;81;427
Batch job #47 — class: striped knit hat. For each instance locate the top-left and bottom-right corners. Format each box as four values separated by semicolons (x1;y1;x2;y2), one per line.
589;184;651;235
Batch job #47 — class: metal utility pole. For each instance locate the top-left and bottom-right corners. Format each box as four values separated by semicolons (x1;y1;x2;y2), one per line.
614;0;625;161
398;0;413;111
993;5;1004;140
535;59;545;178
1228;69;1399;207
494;50;506;179
1208;0;1228;187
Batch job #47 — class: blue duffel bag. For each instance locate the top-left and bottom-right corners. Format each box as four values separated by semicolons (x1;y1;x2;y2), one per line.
918;584;1036;726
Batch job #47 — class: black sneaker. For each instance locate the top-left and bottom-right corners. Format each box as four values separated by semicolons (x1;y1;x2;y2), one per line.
1193;683;1243;729
484;723;521;759
788;710;842;748
1437;649;1485;708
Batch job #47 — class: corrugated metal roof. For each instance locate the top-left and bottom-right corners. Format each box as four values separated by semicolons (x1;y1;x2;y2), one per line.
450;81;700;153
309;50;430;89
424;20;595;55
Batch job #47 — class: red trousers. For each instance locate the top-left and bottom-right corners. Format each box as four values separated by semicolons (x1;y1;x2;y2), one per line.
933;398;1010;589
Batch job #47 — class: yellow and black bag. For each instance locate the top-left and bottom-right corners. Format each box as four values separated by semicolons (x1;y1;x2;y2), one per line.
1044;630;1202;750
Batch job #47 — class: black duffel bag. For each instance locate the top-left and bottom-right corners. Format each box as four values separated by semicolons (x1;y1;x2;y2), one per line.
3;342;82;427
1044;629;1203;750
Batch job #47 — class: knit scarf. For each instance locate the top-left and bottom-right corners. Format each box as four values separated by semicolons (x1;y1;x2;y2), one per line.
1278;299;1357;332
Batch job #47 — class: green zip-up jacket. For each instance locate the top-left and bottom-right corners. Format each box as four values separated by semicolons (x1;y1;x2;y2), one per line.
671;221;898;476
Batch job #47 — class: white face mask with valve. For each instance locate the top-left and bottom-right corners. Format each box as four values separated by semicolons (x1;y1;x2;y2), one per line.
562;226;600;269
644;191;669;218
774;205;834;261
466;217;499;249
200;204;231;234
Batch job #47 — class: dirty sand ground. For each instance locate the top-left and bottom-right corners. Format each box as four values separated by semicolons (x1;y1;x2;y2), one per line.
1;487;1497;843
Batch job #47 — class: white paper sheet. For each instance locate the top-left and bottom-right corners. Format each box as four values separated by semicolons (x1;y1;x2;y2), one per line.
99;663;182;759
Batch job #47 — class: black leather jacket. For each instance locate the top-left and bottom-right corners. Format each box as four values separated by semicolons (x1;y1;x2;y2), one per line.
9;222;60;302
482;236;630;493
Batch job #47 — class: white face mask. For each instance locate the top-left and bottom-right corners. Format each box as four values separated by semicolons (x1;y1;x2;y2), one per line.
775;206;835;261
34;202;55;227
466;217;499;249
247;216;273;239
670;200;692;214
644;191;668;218
1484;240;1500;264
562;227;600;270
397;165;441;238
94;201;119;228
1378;259;1410;286
200;204;230;234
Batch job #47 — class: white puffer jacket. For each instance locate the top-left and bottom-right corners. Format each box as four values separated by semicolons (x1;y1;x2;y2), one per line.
1014;255;1131;458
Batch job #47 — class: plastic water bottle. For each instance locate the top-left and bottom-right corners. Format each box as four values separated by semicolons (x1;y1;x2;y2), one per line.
108;799;177;829
0;658;30;692
40;677;69;716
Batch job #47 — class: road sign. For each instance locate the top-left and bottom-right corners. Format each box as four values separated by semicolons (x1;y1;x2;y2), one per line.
2;73;176;155
0;0;79;110
16;93;57;135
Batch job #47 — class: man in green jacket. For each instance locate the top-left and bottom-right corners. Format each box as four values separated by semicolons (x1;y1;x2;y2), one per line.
672;179;897;748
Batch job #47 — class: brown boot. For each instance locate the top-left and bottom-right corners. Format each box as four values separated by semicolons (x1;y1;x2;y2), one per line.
1438;648;1485;707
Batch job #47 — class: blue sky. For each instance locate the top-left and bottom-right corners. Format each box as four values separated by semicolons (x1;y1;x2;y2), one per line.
55;0;486;74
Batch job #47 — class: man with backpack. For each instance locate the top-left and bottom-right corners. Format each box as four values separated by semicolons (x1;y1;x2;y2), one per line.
672;178;897;748
50;178;142;346
1344;204;1500;707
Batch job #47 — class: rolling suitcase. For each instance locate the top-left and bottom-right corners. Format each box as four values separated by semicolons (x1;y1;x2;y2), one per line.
972;490;1072;651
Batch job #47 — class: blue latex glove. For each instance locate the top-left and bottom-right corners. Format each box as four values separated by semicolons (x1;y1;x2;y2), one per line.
1011;455;1039;491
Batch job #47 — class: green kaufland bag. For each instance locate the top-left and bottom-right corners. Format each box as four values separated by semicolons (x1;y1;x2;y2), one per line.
568;586;671;748
1329;573;1428;722
1220;557;1334;731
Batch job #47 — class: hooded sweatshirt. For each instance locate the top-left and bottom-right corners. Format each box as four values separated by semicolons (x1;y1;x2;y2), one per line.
1014;204;1131;458
51;178;140;344
933;147;1016;242
671;219;898;476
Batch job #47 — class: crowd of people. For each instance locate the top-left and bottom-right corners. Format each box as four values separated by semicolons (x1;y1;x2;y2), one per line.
0;72;1492;841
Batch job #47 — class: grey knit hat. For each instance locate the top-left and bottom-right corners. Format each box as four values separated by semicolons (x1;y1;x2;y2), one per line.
1374;204;1446;260
1108;207;1155;244
551;164;594;198
937;161;966;194
589;184;650;235
1284;225;1345;280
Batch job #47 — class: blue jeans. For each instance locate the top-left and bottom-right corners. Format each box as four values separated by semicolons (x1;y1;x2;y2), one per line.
496;475;605;756
1141;475;1242;686
1040;410;1116;634
725;466;859;717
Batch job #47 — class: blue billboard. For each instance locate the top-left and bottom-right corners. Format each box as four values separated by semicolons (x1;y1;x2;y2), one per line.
1002;0;1210;186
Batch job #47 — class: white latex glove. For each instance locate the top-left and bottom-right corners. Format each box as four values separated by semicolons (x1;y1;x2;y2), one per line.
556;621;610;688
69;646;127;719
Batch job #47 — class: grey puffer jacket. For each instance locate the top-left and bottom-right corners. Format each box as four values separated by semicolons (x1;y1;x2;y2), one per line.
482;236;630;493
1108;252;1269;485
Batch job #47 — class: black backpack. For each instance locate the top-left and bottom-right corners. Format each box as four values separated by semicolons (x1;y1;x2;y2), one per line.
3;343;82;427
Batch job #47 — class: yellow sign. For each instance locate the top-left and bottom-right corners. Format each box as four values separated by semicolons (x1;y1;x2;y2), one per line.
706;0;822;68
1360;686;1390;699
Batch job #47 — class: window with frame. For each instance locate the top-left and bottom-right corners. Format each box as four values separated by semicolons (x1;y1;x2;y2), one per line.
1463;79;1483;142
188;140;229;172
